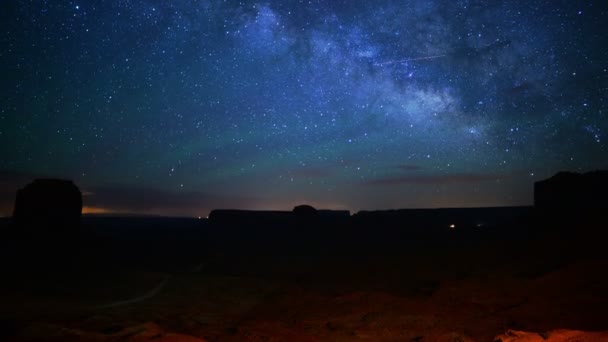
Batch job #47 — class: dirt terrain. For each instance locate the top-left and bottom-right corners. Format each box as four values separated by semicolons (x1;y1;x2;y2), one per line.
1;213;607;341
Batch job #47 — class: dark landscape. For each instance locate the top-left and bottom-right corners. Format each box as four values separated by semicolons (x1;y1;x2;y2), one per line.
1;173;608;341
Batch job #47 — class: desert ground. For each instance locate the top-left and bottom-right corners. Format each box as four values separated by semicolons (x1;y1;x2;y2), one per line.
1;210;607;341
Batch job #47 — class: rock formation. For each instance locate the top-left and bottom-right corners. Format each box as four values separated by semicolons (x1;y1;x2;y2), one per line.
494;329;608;342
534;170;608;209
13;178;83;230
208;209;293;226
292;204;318;217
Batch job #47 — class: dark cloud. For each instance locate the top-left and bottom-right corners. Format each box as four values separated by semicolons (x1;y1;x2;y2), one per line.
364;173;501;186
287;167;333;178
0;170;49;184
83;184;260;217
396;164;424;171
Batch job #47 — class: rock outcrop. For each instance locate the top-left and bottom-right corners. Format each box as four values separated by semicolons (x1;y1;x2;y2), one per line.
208;209;293;226
209;207;350;227
534;170;608;209
13;178;82;230
494;329;608;342
292;204;318;217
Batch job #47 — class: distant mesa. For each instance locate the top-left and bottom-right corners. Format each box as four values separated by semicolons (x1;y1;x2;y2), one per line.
292;204;318;217
208;209;293;225
208;206;350;226
534;170;608;209
13;178;83;230
292;204;351;220
352;207;532;231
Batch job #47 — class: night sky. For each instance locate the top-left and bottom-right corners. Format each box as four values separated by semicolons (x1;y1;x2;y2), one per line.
1;0;607;216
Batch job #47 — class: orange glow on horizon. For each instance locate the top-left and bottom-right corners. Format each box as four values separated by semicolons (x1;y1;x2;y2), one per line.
82;206;114;214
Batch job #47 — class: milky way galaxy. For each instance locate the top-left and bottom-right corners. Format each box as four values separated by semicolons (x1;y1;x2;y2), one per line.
1;1;607;216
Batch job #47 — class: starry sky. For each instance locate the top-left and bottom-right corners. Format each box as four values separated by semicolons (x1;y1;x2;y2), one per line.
1;0;607;217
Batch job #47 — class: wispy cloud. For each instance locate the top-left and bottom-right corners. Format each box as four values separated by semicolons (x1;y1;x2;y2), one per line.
364;172;500;186
396;164;424;171
287;166;333;178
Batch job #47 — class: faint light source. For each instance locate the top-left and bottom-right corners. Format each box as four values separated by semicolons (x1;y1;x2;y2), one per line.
449;224;456;229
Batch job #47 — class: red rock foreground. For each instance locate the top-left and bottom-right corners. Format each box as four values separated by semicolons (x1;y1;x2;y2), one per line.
495;329;608;342
13;323;608;342
3;256;608;341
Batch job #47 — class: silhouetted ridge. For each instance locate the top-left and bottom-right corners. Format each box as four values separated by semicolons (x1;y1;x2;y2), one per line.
13;178;82;231
534;170;608;209
208;209;293;225
208;207;350;226
353;207;532;231
293;204;318;217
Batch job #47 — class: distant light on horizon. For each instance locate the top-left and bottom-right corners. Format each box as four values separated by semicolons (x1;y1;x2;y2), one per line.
82;206;113;215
